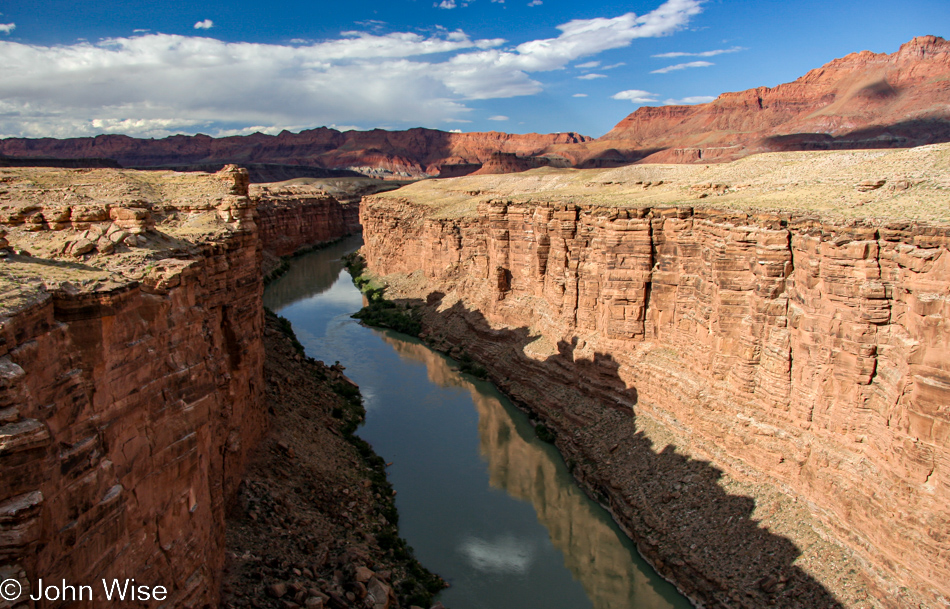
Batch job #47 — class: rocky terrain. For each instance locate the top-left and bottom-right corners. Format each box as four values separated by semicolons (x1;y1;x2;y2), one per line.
222;312;444;609
0;166;418;609
0;165;266;608
563;35;950;166
1;36;947;179
358;144;950;609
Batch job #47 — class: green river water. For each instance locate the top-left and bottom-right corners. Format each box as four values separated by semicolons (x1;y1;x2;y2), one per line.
263;236;692;609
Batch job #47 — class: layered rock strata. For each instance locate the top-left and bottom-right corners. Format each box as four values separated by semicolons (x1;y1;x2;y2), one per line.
359;148;950;609
253;184;350;258
0;166;265;608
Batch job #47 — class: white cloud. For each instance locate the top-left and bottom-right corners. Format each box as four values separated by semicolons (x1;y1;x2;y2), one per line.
449;128;463;132
612;89;659;103
603;62;625;69
572;93;588;97
575;61;600;69
528;0;542;5
0;23;14;34
577;73;606;80
664;95;715;105
194;19;214;30
650;60;712;73
652;46;745;58
436;0;457;8
487;115;509;120
0;0;703;137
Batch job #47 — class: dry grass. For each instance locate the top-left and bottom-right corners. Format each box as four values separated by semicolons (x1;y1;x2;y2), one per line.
375;143;950;222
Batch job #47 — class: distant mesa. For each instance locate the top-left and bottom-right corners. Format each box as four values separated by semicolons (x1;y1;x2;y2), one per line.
0;35;947;177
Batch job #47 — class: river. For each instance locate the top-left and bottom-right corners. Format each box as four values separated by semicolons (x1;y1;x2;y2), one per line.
263;235;692;609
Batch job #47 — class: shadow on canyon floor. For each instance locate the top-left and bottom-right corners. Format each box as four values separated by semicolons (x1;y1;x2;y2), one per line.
409;294;854;609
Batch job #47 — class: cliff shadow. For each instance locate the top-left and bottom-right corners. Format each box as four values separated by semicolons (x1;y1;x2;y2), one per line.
760;117;950;152
400;294;856;609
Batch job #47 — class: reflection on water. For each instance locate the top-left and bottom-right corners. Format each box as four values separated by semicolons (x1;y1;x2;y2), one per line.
263;236;363;311
378;335;689;609
264;241;691;609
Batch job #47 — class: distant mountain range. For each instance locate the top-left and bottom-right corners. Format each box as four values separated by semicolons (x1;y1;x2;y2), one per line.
1;35;947;180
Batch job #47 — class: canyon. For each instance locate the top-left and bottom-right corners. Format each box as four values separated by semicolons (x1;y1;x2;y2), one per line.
0;166;377;608
1;36;948;179
358;144;950;609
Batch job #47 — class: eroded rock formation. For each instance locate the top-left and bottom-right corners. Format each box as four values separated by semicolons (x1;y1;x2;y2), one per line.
559;35;950;166
359;146;950;609
0;129;591;180
253;185;350;258
0;166;266;607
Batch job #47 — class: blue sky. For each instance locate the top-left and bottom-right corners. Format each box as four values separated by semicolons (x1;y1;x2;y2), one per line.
0;0;946;139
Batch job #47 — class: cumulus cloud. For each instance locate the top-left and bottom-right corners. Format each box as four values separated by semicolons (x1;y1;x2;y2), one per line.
194;19;214;30
575;61;600;69
612;89;659;103
652;46;745;58
577;73;606;80
650;60;712;73
528;0;542;5
0;23;14;34
664;95;715;104
436;0;457;8
0;0;703;137
487;115;509;120
572;93;588;97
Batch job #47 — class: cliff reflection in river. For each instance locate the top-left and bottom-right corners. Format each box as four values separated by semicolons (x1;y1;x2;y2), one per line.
378;334;686;609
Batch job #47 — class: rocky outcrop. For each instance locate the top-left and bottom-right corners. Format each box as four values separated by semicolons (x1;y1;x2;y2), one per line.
358;150;950;609
0;129;592;180
566;35;950;165
0;166;266;608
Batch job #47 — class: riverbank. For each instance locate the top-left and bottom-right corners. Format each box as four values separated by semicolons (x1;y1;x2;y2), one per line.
221;311;444;609
356;146;950;609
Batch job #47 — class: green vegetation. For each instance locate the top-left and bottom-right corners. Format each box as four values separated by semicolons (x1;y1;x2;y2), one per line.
457;352;488;379
265;307;306;356
329;376;445;607
344;252;423;337
534;422;556;444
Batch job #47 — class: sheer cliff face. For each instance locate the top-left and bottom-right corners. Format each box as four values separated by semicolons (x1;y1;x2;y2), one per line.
360;179;949;607
253;184;351;257
0;167;265;607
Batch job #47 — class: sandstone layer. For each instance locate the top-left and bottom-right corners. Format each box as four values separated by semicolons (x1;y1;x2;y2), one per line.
0;130;590;180
359;145;950;609
554;35;950;167
254;184;351;259
0;166;266;608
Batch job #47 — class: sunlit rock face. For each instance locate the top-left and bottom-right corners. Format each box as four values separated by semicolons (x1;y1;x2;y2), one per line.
359;156;950;608
0;166;266;608
253;184;351;258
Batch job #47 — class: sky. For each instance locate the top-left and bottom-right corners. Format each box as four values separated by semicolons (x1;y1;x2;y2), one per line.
0;0;947;140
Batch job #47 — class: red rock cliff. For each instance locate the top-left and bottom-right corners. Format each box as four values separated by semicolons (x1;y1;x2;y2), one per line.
0;167;266;607
0;129;592;179
575;35;950;165
358;150;950;609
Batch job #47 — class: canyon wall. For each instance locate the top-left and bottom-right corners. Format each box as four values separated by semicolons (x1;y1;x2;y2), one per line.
360;193;950;609
0;167;266;608
253;184;351;258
